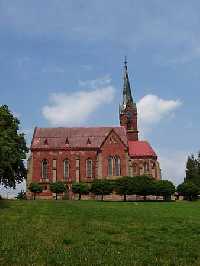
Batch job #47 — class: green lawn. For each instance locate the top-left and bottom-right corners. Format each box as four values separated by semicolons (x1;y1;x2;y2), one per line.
1;200;200;266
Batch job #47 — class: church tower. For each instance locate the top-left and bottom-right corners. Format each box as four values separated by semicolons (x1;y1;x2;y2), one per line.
119;58;139;141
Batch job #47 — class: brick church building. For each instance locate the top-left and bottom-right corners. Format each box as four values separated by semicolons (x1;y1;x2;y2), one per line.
27;61;161;199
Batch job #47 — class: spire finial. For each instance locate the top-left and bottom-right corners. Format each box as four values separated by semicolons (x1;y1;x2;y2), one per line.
124;56;128;70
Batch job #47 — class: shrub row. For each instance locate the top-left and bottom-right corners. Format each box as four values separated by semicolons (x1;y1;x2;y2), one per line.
25;176;200;201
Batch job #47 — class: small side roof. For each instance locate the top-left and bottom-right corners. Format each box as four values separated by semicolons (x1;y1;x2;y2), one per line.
128;140;157;158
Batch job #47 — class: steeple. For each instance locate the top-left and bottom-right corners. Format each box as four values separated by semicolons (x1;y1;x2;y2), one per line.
119;57;138;141
122;57;133;110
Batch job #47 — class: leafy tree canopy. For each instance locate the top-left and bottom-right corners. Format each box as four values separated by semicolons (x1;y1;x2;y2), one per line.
90;179;114;200
16;190;27;200
0;105;28;188
29;182;43;200
185;153;200;186
177;181;199;201
72;182;89;200
115;176;134;201
131;175;156;197
155;180;175;200
50;181;67;200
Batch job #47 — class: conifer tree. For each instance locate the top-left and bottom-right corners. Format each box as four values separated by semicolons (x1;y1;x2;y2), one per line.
185;154;200;186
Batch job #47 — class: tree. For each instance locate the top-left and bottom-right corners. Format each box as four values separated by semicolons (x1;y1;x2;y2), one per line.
177;181;199;201
0;105;28;188
197;152;200;176
29;182;42;200
132;175;156;200
185;154;200;186
115;176;134;201
16;190;27;200
155;180;175;201
90;179;114;201
50;181;67;200
72;182;90;200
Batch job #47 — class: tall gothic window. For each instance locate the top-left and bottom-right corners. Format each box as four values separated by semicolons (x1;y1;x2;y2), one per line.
144;162;149;172
108;156;121;176
108;156;113;176
86;159;93;178
41;159;48;179
133;163;137;174
63;159;69;180
114;156;121;176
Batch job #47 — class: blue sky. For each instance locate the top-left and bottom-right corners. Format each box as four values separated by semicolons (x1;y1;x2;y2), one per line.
1;0;200;195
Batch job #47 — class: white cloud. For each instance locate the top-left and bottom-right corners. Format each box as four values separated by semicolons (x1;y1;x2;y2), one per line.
78;75;111;89
42;77;115;126
158;149;188;185
137;94;182;136
0;180;26;199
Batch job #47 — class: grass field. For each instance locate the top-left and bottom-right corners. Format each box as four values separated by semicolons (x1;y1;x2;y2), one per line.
1;200;200;266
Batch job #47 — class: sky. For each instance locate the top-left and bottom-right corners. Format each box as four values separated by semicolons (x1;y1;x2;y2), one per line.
1;0;200;197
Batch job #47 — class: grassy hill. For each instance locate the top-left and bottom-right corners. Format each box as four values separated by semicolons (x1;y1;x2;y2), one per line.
1;200;200;265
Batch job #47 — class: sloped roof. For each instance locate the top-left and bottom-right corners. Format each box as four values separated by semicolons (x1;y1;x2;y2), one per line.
128;141;157;158
31;127;127;150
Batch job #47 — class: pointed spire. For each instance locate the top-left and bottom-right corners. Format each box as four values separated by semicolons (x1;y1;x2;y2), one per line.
122;56;133;108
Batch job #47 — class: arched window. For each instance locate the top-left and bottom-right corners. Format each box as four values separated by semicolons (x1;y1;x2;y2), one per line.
133;163;137;174
108;156;113;176
63;159;69;180
86;159;93;178
41;159;48;179
114;156;121;176
144;162;149;172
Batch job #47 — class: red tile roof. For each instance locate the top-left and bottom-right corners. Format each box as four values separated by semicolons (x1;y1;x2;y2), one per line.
128;141;157;158
31;127;127;150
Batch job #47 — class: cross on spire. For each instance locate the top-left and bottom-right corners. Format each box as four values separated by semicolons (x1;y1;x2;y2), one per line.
124;56;128;70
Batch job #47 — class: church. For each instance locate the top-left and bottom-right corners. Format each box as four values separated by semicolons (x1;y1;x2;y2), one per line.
27;60;161;199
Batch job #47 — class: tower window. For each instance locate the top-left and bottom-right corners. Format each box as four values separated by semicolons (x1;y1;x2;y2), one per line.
41;159;48;179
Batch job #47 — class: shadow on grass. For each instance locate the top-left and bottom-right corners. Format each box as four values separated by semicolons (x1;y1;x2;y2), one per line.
94;200;176;203
0;200;10;209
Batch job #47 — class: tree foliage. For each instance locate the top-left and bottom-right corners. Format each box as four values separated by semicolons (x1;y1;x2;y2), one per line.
90;179;114;201
29;182;43;200
155;180;175;200
132;176;156;200
185;153;200;186
177;181;199;201
115;176;175;201
16;190;27;200
0;105;28;188
115;176;134;201
50;181;67;200
72;182;90;200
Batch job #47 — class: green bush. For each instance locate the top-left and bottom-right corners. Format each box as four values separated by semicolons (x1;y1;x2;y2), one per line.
29;182;43;200
177;181;199;201
91;179;114;201
72;182;90;200
50;181;67;200
16;190;27;200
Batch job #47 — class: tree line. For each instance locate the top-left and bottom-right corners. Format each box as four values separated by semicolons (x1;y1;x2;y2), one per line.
28;176;176;201
176;152;200;201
